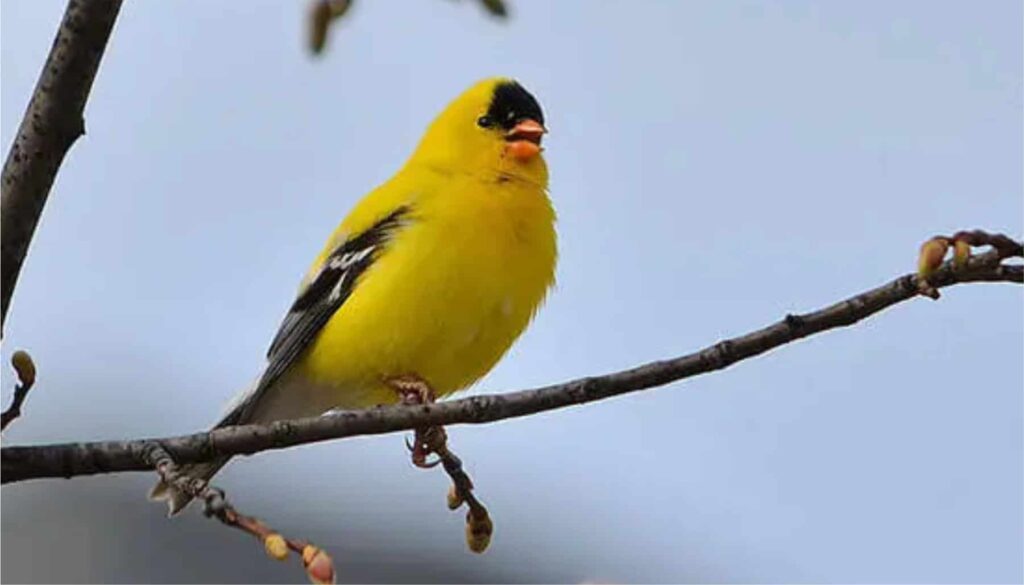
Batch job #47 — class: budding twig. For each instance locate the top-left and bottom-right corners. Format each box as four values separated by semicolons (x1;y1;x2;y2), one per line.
144;444;336;584
395;377;494;553
1;350;37;431
410;425;494;553
917;229;1023;299
436;442;493;553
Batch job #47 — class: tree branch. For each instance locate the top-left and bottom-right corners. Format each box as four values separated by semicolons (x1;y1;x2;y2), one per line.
1;0;122;331
3;247;1019;484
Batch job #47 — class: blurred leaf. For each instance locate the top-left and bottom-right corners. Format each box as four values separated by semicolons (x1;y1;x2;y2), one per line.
478;0;509;18
308;0;353;56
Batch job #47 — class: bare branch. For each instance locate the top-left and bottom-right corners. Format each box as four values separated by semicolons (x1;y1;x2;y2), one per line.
1;246;1020;483
1;0;122;331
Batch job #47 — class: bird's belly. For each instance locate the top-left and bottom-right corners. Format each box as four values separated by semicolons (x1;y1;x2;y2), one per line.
296;214;554;409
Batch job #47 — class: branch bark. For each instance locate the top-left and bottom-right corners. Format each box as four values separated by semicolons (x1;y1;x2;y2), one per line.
1;0;122;331
3;249;1020;484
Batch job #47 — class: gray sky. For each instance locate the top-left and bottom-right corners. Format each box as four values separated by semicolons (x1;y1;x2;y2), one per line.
2;1;1021;583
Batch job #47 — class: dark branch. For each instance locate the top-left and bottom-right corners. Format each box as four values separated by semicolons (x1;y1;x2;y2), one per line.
2;249;1020;483
1;0;122;331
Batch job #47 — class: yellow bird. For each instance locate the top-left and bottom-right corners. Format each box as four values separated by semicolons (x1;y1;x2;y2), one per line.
151;78;557;514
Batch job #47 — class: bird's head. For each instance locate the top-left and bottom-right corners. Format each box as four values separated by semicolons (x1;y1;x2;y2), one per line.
409;78;548;185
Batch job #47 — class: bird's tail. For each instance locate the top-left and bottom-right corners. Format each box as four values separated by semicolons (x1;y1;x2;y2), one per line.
148;379;262;516
148;455;231;516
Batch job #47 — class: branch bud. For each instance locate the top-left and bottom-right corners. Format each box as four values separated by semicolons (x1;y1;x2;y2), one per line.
302;545;336;584
953;239;971;268
465;509;493;553
11;350;36;387
447;484;464;510
917;237;949;278
263;533;289;561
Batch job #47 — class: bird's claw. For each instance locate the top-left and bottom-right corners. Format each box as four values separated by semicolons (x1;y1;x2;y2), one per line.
404;435;442;468
406;425;447;468
413;452;442;469
386;375;448;468
387;375;436;406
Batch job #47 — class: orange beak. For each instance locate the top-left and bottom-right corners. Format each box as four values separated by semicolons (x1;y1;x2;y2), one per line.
505;118;547;161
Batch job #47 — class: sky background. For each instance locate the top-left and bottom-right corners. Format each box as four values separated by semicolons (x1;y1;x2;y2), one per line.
2;1;1022;583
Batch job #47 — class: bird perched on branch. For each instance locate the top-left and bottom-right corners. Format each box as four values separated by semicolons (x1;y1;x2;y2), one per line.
151;78;557;514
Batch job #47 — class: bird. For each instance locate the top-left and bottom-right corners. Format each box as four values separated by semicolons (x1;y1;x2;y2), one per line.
150;78;557;515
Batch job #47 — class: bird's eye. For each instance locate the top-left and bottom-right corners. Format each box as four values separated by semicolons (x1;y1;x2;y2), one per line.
476;115;494;128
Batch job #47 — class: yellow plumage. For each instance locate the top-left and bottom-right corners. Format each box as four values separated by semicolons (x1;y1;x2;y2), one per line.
151;77;556;513
298;167;555;404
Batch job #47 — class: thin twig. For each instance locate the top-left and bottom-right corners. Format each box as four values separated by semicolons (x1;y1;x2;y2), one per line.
408;417;493;552
1;351;37;431
144;443;335;583
393;376;494;551
1;244;1020;483
435;442;493;553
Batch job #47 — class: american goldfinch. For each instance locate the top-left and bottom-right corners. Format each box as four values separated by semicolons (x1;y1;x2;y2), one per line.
151;78;556;514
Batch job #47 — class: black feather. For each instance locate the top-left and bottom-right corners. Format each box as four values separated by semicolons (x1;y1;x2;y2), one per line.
222;206;410;426
487;81;544;130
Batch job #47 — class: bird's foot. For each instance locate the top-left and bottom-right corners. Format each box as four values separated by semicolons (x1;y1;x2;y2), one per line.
386;376;444;468
388;374;436;406
405;425;448;469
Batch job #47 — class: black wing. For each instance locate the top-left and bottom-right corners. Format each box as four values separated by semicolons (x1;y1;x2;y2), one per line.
222;207;410;426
